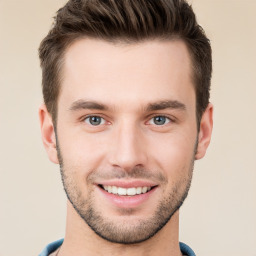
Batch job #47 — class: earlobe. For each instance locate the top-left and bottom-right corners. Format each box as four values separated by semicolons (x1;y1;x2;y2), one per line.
195;103;213;160
39;104;59;164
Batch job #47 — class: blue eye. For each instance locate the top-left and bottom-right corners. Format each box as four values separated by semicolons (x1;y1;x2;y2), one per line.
149;116;170;125
85;116;106;126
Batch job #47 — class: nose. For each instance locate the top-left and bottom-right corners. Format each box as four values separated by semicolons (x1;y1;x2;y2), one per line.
108;121;148;171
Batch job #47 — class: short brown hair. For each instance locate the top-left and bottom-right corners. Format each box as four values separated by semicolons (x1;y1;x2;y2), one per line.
39;0;212;126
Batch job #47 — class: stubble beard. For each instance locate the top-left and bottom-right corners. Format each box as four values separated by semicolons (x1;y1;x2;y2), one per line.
57;142;196;244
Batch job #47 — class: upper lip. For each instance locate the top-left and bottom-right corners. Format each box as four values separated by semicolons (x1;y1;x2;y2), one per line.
96;180;158;188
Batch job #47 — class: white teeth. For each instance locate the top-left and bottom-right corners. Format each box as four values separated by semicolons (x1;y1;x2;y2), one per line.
136;187;142;194
102;185;152;196
117;187;127;195
112;186;118;194
142;187;148;193
127;188;136;196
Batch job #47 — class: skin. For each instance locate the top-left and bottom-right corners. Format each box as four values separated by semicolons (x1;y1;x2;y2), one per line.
39;38;213;256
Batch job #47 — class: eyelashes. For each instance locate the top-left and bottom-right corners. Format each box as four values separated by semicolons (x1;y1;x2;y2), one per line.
147;116;171;126
81;115;174;127
84;116;107;126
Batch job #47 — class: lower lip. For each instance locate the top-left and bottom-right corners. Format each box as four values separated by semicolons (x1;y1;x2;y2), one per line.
97;186;157;208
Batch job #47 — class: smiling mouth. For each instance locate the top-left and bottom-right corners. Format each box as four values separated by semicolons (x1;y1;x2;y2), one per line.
99;185;156;196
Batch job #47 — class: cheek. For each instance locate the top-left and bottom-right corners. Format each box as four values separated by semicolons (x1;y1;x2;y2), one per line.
147;132;196;176
58;130;108;172
149;136;195;198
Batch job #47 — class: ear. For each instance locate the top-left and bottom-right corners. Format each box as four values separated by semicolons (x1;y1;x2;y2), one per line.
39;104;59;164
195;103;213;160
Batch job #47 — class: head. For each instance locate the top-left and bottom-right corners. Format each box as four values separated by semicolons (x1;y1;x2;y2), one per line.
39;0;213;245
39;0;212;127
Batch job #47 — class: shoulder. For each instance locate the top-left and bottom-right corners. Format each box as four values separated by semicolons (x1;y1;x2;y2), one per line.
179;242;196;256
39;238;64;256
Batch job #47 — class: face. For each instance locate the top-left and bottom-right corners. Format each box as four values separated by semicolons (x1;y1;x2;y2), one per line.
40;38;212;244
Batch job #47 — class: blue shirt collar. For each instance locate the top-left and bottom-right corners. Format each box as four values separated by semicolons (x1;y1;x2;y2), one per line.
39;239;196;256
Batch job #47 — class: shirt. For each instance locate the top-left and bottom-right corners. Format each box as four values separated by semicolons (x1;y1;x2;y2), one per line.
39;238;196;256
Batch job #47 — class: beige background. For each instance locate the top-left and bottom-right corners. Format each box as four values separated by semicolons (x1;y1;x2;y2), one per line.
0;0;255;255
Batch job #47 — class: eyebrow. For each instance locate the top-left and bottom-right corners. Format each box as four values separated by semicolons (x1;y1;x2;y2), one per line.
69;100;108;111
146;100;186;112
69;99;186;112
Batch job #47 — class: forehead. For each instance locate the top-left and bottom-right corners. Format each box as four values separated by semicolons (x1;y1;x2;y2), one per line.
59;38;195;110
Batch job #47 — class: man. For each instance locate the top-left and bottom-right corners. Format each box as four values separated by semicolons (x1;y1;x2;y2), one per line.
38;0;213;255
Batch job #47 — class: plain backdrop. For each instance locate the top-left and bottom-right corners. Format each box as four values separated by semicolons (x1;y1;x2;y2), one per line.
0;0;256;255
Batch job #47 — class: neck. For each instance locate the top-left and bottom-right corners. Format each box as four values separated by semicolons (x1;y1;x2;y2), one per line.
59;201;182;256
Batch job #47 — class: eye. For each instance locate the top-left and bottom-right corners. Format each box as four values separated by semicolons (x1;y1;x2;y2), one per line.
84;116;106;126
148;116;171;126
